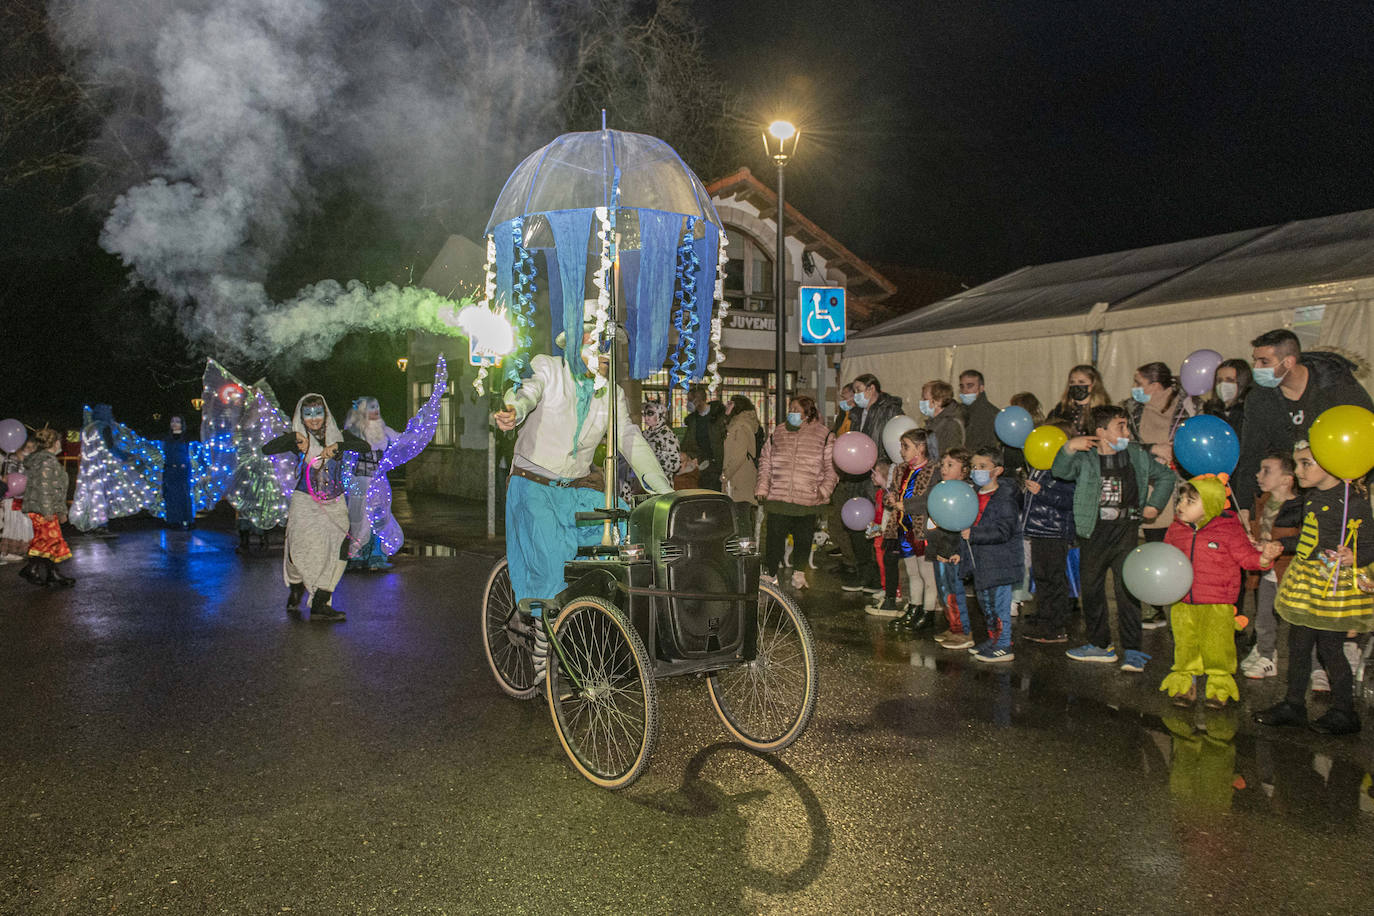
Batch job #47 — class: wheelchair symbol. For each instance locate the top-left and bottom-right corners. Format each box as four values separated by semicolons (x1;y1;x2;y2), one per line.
805;292;843;342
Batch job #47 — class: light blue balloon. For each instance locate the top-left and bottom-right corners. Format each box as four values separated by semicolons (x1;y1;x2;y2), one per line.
994;405;1034;448
1122;541;1194;605
1173;414;1239;476
928;479;980;531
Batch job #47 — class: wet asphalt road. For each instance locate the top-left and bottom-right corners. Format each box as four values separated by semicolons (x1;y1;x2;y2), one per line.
1;520;1372;915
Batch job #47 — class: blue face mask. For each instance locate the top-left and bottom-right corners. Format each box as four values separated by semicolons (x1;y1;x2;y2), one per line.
958;392;978;406
853;390;870;409
786;411;803;427
1110;436;1130;452
918;399;934;418
839;398;852;412
1130;387;1150;404
1252;366;1282;388
970;468;993;487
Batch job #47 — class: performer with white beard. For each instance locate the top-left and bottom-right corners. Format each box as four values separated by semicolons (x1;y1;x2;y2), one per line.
342;396;400;572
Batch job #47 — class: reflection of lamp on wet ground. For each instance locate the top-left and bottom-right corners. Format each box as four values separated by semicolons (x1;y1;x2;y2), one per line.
763;119;799;425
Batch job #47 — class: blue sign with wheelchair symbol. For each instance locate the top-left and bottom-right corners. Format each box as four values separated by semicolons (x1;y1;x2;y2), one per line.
799;286;846;345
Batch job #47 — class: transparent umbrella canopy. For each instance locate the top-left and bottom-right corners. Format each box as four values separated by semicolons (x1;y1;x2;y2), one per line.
485;129;722;234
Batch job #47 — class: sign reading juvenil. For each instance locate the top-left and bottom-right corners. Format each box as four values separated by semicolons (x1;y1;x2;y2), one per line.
725;312;777;332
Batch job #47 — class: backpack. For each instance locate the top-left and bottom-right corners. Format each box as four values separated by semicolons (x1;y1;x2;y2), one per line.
751;424;765;467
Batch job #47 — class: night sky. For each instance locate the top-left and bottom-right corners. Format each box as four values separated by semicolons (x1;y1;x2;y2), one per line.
699;0;1374;280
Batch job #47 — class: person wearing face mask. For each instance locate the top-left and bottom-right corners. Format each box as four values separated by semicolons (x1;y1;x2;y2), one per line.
263;395;370;622
756;395;837;589
1047;365;1111;437
838;374;906;593
682;385;726;491
1231;329;1373;517
918;379;963;461
956;369;1000;452
1201;358;1252;442
160;415;194;530
1053;405;1177;673
721;395;762;535
832;384;855;436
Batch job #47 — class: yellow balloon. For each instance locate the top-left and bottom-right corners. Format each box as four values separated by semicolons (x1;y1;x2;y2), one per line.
1024;425;1069;471
1309;405;1374;480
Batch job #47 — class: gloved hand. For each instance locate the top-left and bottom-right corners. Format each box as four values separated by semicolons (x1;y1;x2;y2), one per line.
642;472;674;494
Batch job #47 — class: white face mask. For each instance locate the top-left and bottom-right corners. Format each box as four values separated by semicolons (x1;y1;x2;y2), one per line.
958;392;978;406
1216;381;1238;403
853;390;870;409
696;404;709;417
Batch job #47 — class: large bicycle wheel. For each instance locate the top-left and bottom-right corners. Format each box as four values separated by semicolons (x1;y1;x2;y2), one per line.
707;582;817;751
546;597;659;789
481;558;539;700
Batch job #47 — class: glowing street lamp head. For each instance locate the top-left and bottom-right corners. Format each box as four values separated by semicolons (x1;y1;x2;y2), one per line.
768;120;796;141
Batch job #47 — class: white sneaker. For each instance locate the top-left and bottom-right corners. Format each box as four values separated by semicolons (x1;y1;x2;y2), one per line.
1242;654;1277;679
1239;646;1261;672
1310;667;1330;693
1010;601;1021;618
760;572;779;587
790;570;808;590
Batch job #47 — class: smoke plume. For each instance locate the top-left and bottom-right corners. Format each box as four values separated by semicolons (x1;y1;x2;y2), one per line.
48;0;561;360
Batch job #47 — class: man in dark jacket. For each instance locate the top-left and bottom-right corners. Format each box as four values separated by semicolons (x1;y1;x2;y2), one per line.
958;369;1001;453
683;385;726;491
1233;329;1372;514
838;373;905;593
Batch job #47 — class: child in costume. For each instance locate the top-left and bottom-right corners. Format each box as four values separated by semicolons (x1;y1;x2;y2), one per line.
931;448;975;649
1159;475;1280;707
878;428;938;629
262;395;368;622
20;428;75;587
342;396;400;572
1254;442;1373;735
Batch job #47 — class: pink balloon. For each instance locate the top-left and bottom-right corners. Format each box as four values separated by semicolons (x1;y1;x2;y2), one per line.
841;497;875;530
4;472;24;497
1179;349;1223;397
833;431;878;475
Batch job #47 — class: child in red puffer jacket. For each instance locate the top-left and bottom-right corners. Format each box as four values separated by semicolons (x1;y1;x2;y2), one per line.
1160;474;1281;707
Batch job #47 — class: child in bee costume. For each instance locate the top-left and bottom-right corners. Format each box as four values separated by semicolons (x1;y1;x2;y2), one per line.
1254;441;1373;736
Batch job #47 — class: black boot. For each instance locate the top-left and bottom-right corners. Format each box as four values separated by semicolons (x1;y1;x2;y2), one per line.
309;589;345;622
286;582;306;618
887;606;920;630
908;607;937;633
18;558;45;586
237;529;251;554
43;559;75;588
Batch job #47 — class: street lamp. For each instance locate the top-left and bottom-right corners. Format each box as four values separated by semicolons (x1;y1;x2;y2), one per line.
762;119;799;426
396;357;409;373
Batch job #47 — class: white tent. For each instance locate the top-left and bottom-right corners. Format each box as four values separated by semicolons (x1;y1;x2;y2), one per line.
843;210;1374;411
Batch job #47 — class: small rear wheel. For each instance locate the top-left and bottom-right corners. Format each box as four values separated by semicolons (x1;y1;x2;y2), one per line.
707;582;817;751
546;597;658;789
481;558;539;700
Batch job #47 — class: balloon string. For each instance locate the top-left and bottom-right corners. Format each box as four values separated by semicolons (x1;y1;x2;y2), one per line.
1325;480;1351;597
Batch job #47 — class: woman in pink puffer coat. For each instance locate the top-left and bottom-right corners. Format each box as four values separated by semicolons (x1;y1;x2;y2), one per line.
755;395;838;589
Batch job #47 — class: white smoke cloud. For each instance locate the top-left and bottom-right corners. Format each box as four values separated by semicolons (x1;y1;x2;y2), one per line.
49;0;561;361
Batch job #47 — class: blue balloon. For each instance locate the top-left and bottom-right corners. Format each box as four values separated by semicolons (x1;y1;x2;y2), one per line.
1173;414;1239;476
928;479;980;531
994;406;1034;448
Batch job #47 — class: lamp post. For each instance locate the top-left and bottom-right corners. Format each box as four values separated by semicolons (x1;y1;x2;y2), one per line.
763;119;799;427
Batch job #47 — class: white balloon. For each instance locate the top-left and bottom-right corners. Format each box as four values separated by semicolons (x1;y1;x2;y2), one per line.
881;415;920;462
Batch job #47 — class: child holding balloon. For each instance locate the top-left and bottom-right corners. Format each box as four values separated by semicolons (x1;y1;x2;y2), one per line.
960;446;1025;663
1159;475;1281;707
1254;438;1374;736
930;448;975;649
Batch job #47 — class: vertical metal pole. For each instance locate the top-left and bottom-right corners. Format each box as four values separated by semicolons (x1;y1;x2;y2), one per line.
487;425;496;538
816;347;827;426
602;237;620;546
775;162;787;428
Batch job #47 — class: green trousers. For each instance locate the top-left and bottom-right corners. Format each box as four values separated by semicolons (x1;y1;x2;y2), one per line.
1159;602;1239;703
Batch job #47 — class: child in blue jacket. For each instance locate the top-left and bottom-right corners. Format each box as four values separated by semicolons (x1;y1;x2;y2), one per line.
962;446;1025;663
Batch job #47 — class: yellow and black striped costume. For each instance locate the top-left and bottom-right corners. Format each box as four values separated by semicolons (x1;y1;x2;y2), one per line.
1274;485;1373;633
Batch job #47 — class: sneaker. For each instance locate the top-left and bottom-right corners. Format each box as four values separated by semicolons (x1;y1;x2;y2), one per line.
1119;649;1151;673
1140;614;1168;630
1023;630;1068;644
1066;644;1118;664
866;598;904;619
760;572;779;586
790;570;808;590
1309;708;1361;736
937;631;974;650
1242;654;1277;680
1010;601;1022;618
840;579;867;593
968;638;994;656
860;583;883;595
975;646;1015;663
1310;668;1330;693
